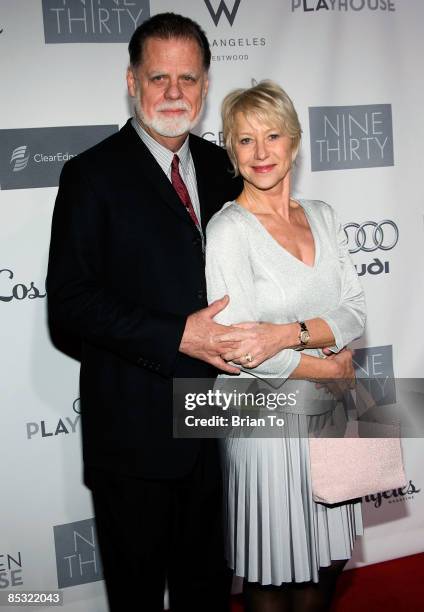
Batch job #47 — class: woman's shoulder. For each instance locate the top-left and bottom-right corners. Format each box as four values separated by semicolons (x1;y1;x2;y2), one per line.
206;201;252;257
207;200;249;236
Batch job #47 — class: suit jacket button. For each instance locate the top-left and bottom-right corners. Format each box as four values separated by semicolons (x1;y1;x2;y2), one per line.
197;289;205;299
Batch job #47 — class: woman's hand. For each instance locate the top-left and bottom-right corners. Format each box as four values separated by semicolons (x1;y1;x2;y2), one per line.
216;321;296;368
325;348;355;380
215;318;338;368
317;348;356;398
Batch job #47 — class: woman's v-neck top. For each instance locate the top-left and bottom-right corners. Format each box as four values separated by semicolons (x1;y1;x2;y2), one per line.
206;199;366;382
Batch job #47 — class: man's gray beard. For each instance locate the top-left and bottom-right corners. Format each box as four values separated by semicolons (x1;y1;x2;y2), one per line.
134;97;203;138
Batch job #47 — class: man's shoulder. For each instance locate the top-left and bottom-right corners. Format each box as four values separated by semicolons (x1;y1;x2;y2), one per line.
65;120;135;173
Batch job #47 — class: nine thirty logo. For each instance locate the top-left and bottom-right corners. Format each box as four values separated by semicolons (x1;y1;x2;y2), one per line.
10;146;30;172
54;518;103;588
353;345;395;406
309;104;394;171
204;0;242;26
0;125;117;190
344;220;399;254
42;0;149;44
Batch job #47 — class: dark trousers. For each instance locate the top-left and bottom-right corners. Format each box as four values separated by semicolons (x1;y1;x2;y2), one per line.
87;442;232;612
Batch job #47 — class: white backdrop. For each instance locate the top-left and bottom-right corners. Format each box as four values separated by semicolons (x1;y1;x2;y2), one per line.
1;1;423;610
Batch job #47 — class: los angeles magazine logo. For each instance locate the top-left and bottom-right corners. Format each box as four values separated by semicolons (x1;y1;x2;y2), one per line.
364;480;421;509
203;0;267;63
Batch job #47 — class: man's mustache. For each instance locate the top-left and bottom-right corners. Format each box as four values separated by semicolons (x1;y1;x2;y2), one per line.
155;101;191;112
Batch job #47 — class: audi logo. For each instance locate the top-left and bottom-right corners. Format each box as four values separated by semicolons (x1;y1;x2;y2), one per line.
343;220;399;254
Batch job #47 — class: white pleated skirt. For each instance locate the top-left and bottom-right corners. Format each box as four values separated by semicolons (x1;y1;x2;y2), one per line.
220;411;363;586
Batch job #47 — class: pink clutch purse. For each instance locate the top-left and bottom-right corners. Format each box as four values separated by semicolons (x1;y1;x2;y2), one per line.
309;383;407;504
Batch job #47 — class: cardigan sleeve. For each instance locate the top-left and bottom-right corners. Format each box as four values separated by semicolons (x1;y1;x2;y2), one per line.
319;205;367;351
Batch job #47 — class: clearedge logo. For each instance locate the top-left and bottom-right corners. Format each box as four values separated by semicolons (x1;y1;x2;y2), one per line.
42;0;149;43
309;104;394;171
0;125;117;190
10;146;30;172
204;0;242;26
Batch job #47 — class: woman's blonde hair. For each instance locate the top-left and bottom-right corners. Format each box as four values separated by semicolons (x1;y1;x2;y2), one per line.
221;80;302;175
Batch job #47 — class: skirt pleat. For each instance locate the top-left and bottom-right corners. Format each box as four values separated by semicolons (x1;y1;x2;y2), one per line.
220;411;363;586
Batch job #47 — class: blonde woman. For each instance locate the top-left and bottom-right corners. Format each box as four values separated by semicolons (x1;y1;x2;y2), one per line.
206;81;366;611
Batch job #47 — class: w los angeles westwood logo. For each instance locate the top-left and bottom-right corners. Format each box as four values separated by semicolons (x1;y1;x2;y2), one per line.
10;145;30;172
204;0;242;26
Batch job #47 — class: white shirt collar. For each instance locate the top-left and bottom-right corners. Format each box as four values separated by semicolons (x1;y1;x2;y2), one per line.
131;117;191;175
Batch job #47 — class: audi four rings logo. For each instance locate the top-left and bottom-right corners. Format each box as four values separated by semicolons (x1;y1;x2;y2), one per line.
343;220;399;254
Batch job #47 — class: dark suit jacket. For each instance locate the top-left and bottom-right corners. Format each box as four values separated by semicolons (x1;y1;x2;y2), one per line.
47;119;242;481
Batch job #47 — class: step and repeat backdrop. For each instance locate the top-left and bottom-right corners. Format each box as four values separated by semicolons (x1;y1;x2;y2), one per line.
1;1;423;610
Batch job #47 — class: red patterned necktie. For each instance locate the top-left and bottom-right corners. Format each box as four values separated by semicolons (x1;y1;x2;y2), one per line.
171;154;200;228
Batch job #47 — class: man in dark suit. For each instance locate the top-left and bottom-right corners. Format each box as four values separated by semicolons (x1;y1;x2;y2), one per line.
47;12;244;612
